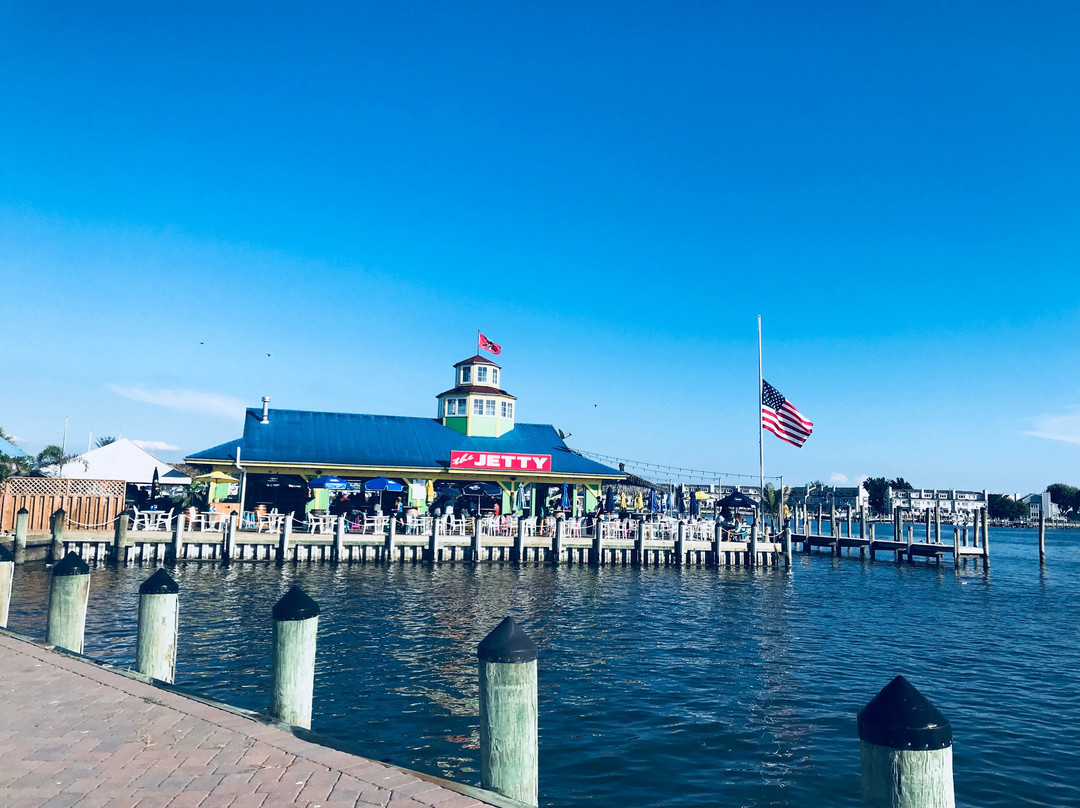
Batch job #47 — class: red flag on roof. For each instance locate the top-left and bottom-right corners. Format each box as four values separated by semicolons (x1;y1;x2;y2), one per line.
478;333;502;355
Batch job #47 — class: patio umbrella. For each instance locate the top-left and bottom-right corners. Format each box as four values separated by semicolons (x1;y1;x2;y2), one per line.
426;479;435;503
648;488;659;512
515;483;526;513
604;487;615;513
690;490;700;517
619;492;627;509
308;475;351;490
193;471;239;483
717;490;759;510
633;491;644;510
559;483;570;510
365;476;405;511
677;485;686;515
150;467;160;502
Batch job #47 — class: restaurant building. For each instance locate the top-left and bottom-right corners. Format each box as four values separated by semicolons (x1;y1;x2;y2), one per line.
186;354;622;517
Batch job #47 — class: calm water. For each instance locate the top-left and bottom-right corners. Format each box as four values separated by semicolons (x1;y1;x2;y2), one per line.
7;527;1079;807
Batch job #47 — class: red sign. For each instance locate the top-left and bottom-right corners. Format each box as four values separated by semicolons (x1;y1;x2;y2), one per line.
450;451;551;471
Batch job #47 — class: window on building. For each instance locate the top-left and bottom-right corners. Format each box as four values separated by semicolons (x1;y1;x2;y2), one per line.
445;399;456;416
501;401;513;418
461;367;471;383
473;398;484;415
457;398;466;413
476;366;488;383
485;399;496;416
492;368;499;386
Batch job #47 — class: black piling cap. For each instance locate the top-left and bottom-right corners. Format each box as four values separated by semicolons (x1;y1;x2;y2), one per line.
52;551;90;577
0;543;13;562
477;616;538;664
272;585;320;622
17;507;28;515
858;675;952;751
139;568;179;595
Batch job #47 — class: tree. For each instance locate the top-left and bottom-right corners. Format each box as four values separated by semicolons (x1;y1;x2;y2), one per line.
95;436;117;448
862;476;915;515
988;494;1029;522
0;426;16;444
761;483;789;523
1047;483;1079;518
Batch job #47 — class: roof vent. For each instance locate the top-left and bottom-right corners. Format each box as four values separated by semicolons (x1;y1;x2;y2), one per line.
261;396;270;425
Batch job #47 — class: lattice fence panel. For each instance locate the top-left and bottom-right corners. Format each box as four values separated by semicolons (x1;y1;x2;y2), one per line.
1;477;125;533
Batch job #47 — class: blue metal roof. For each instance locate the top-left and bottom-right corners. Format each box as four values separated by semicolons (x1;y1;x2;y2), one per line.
188;409;621;478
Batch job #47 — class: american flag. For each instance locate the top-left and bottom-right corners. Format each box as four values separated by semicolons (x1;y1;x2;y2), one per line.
761;380;813;447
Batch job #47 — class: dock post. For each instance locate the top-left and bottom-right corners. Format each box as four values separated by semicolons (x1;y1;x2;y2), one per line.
46;552;90;654
925;509;932;543
334;515;345;563
513;518;524;563
981;507;989;566
277;515;292;563
50;508;66;562
170;513;184;562
551;517;564;564
858;675;954;808
270;586;320;730
934;505;941;543
385;516;397;561
222;514;236;561
113;508;130;563
429;516;441;562
748;521;758;566
14;507;29;564
782;526;792;567
713;520;723;564
591;518;603;566
846;506;853;539
860;507;866;539
817;505;823;536
675;520;686;566
952;523;960;568
472;516;483;563
136;568;179;683
0;543;13;626
869;523;876;560
478;617;539;807
830;504;836;539
635;521;645;566
906;523;913;562
1038;511;1045;565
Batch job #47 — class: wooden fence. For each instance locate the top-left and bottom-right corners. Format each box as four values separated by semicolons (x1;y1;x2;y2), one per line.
0;477;125;533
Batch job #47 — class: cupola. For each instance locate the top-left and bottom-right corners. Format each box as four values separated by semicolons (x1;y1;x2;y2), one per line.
436;355;517;437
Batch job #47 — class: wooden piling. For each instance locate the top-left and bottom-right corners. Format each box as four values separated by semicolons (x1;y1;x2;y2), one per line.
477;617;539;807
14;507;29;564
634;521;645;565
113;509;130;563
277;516;292;563
50;508;66;562
334;516;345;562
1038;511;1046;565
830;504;836;538
846;506;853;539
934;504;941;543
749;521;758;566
136;568;179;683
47;552;91;654
591;519;603;566
675;521;685;566
222;514;236;561
713;520;723;562
170;514;184;562
952;523;960;569
270;585;320;730
782;526;792;567
0;543;13;627
860;507;866;539
925;509;932;543
981;508;989;565
472;516;484;563
858;675;954;808
552;518;564;564
430;516;442;561
385;517;397;560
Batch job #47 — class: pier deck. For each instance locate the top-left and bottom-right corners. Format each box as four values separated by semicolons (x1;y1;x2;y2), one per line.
0;632;516;808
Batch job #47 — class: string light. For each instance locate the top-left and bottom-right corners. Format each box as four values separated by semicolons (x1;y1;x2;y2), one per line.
569;448;782;486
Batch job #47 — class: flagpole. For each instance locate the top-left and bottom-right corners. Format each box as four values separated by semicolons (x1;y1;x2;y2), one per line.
758;316;765;512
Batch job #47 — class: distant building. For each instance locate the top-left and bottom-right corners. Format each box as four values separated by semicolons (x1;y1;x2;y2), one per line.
786;484;869;512
1019;491;1057;521
886;487;988;518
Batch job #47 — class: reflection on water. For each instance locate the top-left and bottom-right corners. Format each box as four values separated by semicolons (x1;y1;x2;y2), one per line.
7;528;1080;807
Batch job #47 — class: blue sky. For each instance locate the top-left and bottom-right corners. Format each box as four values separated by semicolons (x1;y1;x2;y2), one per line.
2;1;1078;493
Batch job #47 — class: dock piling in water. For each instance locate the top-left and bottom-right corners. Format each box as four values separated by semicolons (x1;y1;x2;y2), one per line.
477;616;539;807
270;585;320;729
14;507;29;564
858;675;954;808
50;508;66;563
47;552;91;654
0;543;13;626
136;568;179;683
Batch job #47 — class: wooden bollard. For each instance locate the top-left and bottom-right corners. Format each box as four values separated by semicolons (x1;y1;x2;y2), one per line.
925;509;932;543
170;513;184;562
981;508;989;564
429;516;441;562
860;507;866;539
713;520;723;561
270;585;320;729
222;514;236;561
47;552;91;654
782;526;792;566
477;617;539;806
634;521;646;565
334;515;345;562
830;504;837;538
472;516;483;562
50;508;66;562
675;520;685;565
385;516;397;560
846;506;853;538
551;518;563;564
934;505;941;543
591;518;603;566
14;507;29;564
0;543;13;627
1038;511;1046;565
952;524;960;568
113;508;131;563
136;568;179;683
858;675;954;808
748;520;758;566
817;506;823;535
277;515;292;563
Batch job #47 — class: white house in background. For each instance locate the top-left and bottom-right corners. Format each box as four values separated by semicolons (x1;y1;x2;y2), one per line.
1020;491;1057;521
43;438;190;486
886;487;988;518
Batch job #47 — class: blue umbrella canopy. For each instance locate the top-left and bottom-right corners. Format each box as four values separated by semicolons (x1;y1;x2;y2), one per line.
677;485;686;514
559;483;570;510
364;476;404;492
690;491;700;517
717;490;758;510
604;487;615;512
514;483;526;511
648;488;659;512
308;475;351;490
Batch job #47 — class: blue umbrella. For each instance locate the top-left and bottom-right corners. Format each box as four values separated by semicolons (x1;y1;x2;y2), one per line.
364;477;404;492
677;485;686;514
690;490;700;517
666;490;674;511
308;475;351;490
604;487;615;513
514;483;526;512
559;483;570;510
648;488;659;512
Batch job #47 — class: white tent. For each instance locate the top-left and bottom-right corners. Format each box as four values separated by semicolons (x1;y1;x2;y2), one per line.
46;438;191;485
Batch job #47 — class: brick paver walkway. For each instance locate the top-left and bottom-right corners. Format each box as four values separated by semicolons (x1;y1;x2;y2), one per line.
0;633;514;808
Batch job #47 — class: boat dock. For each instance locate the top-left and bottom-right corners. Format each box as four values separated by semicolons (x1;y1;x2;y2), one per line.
0;630;520;808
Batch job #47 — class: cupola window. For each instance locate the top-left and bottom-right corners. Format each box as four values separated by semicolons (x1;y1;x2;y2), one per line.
476;365;488;383
461;366;472;384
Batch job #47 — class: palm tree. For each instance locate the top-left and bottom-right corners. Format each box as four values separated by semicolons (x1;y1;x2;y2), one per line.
95;436;117;448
